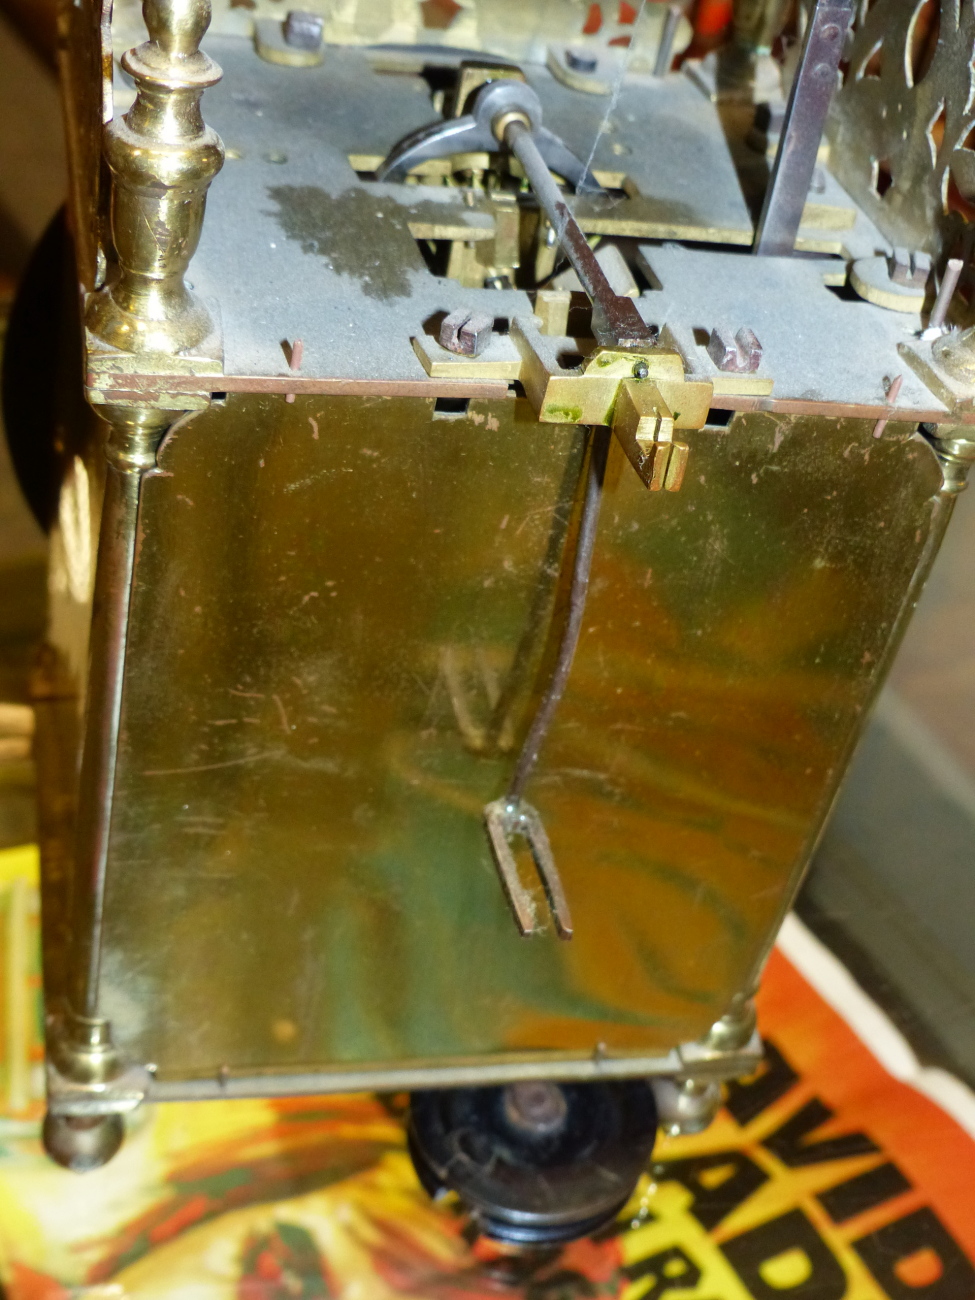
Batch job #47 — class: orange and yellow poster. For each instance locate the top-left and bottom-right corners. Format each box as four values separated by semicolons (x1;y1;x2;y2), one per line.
0;845;971;1300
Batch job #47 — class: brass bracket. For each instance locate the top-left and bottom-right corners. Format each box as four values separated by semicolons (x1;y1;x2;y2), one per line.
898;336;975;416
512;319;713;489
47;1060;151;1119
676;1032;764;1078
85;315;224;411
677;999;762;1078
45;1009;150;1118
613;378;689;491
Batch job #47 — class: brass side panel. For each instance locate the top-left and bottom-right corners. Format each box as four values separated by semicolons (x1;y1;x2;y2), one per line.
98;395;943;1079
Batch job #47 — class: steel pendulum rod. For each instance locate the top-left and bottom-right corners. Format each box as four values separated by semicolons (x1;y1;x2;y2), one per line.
502;117;656;349
482;427;611;941
481;106;647;938
495;108;644;779
752;0;854;257
507;427;611;805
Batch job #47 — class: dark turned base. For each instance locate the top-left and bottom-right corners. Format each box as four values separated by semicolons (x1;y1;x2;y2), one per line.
42;1112;124;1172
409;1079;658;1245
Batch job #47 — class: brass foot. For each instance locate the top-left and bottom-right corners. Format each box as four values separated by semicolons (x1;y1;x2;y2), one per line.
653;1078;723;1136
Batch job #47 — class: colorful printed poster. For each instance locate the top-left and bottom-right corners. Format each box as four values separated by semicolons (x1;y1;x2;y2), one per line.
0;846;971;1299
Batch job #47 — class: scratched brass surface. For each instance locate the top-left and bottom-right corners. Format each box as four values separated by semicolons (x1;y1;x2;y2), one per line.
95;394;944;1079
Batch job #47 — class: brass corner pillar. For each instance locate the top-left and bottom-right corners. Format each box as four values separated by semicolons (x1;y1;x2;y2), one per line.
64;406;170;1029
47;0;224;1170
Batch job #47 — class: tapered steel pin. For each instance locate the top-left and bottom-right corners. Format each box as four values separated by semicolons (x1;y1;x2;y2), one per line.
285;337;303;403
872;373;903;439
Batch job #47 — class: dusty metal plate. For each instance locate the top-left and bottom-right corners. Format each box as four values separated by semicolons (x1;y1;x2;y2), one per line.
94;392;945;1086
175;40;947;422
190;38;527;382
185;38;756;383
526;67;754;245
637;244;950;418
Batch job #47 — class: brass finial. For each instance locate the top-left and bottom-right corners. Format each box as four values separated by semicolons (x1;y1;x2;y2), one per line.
87;0;224;356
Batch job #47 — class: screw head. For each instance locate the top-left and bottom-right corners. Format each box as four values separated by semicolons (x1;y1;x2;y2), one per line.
565;46;599;74
283;9;324;50
633;360;649;380
439;307;495;357
503;1080;569;1136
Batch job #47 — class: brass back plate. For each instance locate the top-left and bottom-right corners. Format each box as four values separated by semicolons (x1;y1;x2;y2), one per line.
86;394;943;1081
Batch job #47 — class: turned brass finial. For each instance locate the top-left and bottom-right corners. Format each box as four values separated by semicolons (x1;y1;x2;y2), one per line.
87;0;224;356
144;0;212;55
